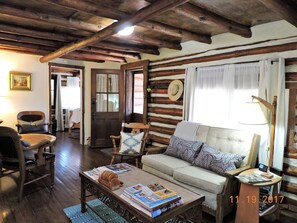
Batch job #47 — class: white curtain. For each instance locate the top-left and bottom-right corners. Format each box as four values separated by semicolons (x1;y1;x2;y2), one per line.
96;74;107;112
60;76;80;127
62;77;80;110
259;58;288;170
95;74;119;112
55;75;64;131
184;63;259;129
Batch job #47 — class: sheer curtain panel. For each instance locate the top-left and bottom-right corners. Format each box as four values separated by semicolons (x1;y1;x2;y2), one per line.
184;62;259;129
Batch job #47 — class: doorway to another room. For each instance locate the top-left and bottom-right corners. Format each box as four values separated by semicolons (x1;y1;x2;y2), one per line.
48;63;85;144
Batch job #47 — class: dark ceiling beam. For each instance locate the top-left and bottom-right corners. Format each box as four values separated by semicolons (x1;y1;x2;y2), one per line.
257;0;297;28
171;3;251;38
0;45;104;63
113;34;182;50
0;4;101;32
0;31;140;59
83;46;141;60
44;0;211;43
0;32;61;47
94;41;160;55
40;0;189;62
140;20;210;43
0;4;177;50
0;23;156;55
0;39;126;62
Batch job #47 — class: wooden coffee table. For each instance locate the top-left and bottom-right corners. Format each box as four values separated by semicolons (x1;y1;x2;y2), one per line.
80;167;205;223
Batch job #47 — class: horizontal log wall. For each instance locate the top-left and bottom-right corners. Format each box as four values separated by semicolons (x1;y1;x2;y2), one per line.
283;59;297;209
147;66;184;147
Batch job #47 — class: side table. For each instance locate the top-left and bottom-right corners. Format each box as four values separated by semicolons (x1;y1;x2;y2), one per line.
235;168;282;223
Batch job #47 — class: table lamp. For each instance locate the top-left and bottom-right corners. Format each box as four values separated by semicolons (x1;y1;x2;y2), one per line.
239;95;277;169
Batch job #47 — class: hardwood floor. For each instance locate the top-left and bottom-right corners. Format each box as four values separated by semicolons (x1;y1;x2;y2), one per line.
0;132;296;223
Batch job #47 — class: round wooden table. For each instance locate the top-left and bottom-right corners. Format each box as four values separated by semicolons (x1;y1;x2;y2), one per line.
235;168;282;223
20;134;56;152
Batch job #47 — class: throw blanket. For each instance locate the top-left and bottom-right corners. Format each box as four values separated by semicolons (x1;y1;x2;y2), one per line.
174;121;200;141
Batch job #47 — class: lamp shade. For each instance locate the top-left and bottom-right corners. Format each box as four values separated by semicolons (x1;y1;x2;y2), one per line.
239;102;267;125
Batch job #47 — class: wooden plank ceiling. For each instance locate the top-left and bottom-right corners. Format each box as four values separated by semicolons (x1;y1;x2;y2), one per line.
0;0;296;63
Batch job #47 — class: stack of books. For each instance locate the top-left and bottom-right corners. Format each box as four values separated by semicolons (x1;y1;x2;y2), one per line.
121;182;182;218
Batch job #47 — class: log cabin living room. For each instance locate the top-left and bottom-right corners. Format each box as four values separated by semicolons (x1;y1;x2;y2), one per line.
1;0;297;222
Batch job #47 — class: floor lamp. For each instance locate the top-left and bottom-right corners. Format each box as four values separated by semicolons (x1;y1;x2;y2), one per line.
240;95;277;169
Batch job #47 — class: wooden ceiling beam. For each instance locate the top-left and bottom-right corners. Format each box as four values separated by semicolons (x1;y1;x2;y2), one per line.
40;0;189;62
44;0;210;43
0;4;175;50
257;0;297;28
0;3;101;32
0;32;62;47
0;39;125;62
140;21;211;43
0;23;156;55
0;23;74;42
83;46;140;60
171;3;252;38
113;34;182;50
94;41;160;55
0;31;140;59
0;46;104;63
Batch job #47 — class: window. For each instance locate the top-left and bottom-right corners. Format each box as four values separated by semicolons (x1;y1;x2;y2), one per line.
133;73;144;114
184;63;259;129
96;73;119;112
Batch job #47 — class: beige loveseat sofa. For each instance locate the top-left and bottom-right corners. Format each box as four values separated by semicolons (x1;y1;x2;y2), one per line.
142;121;260;223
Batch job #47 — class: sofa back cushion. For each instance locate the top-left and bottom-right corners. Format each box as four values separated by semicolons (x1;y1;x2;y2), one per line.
164;135;203;163
194;125;260;167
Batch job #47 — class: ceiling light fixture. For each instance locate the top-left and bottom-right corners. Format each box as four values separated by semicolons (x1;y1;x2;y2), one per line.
117;26;134;36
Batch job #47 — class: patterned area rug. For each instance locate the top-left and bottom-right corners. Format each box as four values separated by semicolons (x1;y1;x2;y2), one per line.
63;199;127;223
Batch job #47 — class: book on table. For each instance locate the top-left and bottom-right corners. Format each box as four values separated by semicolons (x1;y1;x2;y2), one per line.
120;193;183;218
122;182;181;212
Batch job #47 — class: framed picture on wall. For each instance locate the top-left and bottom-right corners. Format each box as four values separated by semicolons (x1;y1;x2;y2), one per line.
10;71;31;90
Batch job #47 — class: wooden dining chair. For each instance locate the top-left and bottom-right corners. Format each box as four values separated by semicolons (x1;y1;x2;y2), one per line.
110;122;150;168
0;126;55;201
16;111;52;134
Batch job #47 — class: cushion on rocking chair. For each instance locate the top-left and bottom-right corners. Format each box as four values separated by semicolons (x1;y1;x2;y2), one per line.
119;132;144;154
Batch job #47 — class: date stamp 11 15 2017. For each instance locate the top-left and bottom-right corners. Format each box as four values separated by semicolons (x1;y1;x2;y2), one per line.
230;195;284;204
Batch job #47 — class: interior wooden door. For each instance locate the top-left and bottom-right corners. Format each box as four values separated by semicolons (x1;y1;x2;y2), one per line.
90;69;123;148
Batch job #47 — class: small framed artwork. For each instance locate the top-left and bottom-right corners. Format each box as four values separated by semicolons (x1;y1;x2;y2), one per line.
10;71;31;90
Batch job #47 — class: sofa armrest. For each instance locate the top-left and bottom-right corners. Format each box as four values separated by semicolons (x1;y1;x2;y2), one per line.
225;166;251;177
145;146;167;154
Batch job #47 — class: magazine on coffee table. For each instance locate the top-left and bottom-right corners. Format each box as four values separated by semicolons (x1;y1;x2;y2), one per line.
84;163;136;181
123;182;180;211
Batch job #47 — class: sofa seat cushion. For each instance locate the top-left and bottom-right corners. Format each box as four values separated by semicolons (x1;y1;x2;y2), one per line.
173;166;226;194
141;154;191;176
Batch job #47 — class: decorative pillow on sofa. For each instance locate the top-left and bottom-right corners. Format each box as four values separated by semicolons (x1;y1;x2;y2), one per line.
192;143;245;176
119;132;144;154
164;135;203;163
